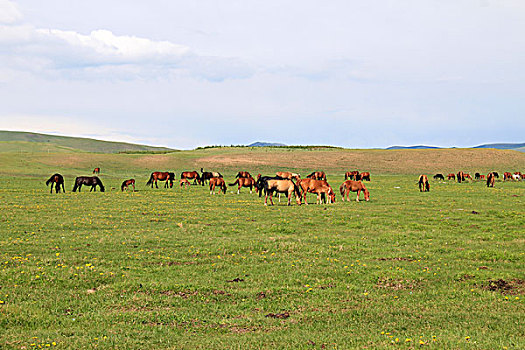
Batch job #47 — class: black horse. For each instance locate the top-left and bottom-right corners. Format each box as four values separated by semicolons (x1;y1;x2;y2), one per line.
474;172;481;180
46;173;65;193
200;168;222;186
433;173;445;181
72;176;105;192
492;171;499;178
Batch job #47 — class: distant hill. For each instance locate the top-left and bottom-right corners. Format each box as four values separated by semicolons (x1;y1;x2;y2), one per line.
473;143;525;151
0;130;175;153
386;145;442;150
248;142;287;147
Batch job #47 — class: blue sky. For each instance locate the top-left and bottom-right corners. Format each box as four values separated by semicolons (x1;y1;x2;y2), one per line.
1;0;524;149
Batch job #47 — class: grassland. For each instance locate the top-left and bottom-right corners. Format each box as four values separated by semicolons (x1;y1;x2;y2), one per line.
0;146;524;349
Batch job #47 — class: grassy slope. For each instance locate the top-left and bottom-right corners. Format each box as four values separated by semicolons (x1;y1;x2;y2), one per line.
0;131;174;153
0;145;523;349
0;145;523;178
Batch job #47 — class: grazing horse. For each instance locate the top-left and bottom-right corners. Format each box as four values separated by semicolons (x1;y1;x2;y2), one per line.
474;172;481;180
256;175;284;197
433;174;445;181
492;172;499;178
263;179;302;206
503;172;513;181
179;178;191;188
464;173;472;180
93;167;100;174
121;179;135;191
418;175;430;192
339;180;370;202
360;172;371;181
345;171;360;180
306;171;327;181
146;172;175;188
457;171;465;183
512;173;521;181
235;171;252;179
276;171;300;181
73;176;105;192
447;173;456;180
46;173;65;193
297;178;335;204
201;168;222;186
480;175;486;180
486;172;495;187
229;177;256;194
181;171;201;185
209;177;227;194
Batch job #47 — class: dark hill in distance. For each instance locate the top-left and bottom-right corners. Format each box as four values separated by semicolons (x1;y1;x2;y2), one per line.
248;142;287;147
473;142;525;151
386;145;442;150
0;130;175;153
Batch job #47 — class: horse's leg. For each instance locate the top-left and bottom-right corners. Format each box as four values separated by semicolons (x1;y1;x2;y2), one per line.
356;189;360;202
155;180;158;189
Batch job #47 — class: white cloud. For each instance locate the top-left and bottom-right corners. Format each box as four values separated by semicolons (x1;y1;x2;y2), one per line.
0;0;22;24
35;28;190;64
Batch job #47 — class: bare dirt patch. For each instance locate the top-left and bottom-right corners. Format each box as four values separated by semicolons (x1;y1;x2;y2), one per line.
480;279;525;295
376;277;422;290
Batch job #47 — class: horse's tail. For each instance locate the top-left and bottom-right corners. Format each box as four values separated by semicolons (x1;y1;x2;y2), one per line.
235;172;240;178
339;183;345;196
146;173;154;186
229;179;239;186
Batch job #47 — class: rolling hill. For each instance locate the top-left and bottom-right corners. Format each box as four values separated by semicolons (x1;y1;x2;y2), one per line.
0;130;175;153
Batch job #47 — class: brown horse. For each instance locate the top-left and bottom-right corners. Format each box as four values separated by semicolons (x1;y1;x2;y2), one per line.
339;180;370;202
457;171;465;183
229;177;256;194
276;171;300;181
306;171;327;181
201;168;223;186
46;173;65;193
93;167;100;174
146;172;175;188
480;175;486;180
179;178;191;188
360;172;371;181
209;177;227;194
263;179;302;206
503;172;513;181
181;171;201;185
345;171;360;180
447;173;455;180
235;171;252;179
464;173;472;180
486;172;495;187
121;179;135;191
418;175;430;192
297;178;335;204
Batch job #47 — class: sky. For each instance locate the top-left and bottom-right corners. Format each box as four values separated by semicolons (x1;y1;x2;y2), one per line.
1;0;524;149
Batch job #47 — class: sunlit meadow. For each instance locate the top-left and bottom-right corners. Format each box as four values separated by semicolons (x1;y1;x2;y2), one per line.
0;148;524;349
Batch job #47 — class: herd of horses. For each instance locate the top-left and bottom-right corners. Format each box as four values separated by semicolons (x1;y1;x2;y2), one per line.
418;170;523;192
45;167;371;205
46;166;521;204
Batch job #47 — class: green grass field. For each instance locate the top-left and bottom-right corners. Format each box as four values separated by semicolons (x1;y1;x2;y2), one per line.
0;147;524;349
